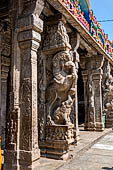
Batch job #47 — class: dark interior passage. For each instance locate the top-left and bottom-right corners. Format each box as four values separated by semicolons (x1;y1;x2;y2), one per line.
77;66;85;125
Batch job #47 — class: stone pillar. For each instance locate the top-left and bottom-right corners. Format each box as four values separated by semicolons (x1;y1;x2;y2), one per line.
4;15;21;170
17;15;43;170
1;56;10;148
92;55;104;131
82;70;96;131
4;0;44;169
69;32;80;142
92;69;104;131
0;35;2;138
102;60;113;128
0;22;11;148
80;55;104;131
82;70;89;130
39;14;75;160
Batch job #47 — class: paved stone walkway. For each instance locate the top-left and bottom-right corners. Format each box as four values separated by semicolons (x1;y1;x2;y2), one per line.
40;128;112;170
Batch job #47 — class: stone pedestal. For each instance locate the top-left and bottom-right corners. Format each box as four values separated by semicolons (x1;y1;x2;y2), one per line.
40;124;74;160
106;113;113;128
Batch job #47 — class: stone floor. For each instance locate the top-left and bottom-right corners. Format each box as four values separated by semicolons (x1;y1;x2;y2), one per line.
40;127;112;170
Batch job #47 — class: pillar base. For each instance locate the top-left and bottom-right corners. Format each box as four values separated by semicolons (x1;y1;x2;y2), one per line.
95;122;104;131
106;117;113;128
40;124;74;160
19;161;40;170
84;122;96;131
4;149;40;170
84;122;104;131
73;129;80;143
19;149;40;170
4;149;19;170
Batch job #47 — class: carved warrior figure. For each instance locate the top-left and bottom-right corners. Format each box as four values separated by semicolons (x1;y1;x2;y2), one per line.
46;50;77;125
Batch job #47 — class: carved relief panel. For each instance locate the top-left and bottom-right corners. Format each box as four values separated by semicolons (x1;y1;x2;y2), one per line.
38;16;76;145
102;61;113;122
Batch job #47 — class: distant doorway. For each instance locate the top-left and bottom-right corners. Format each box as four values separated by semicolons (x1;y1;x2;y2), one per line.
77;66;85;125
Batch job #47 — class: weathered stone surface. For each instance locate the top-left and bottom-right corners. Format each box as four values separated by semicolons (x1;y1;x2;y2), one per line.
0;0;113;169
81;54;104;131
38;14;77;160
4;0;44;170
102;60;113;128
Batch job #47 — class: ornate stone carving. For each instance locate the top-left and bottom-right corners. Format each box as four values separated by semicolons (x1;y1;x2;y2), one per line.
20;78;32;150
38;52;47;141
81;55;104;131
6;108;18;149
38;17;75;159
45;124;74;160
46;50;77;125
87;74;95;128
102;61;113;127
88;75;95;121
43;19;71;52
46;125;74;142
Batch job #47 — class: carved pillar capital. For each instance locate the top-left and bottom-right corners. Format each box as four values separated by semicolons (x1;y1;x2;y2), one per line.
17;14;43;44
43;14;71;54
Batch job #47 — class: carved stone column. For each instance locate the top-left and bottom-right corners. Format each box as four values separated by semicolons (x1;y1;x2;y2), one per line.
4;8;22;170
69;32;80;142
80;54;104;131
102;60;113;128
39;14;75;160
0;35;2;138
17;15;43;170
4;0;44;170
82;70;89;129
0;21;11;149
1;56;10;148
80;55;95;131
92;69;104;131
92;55;104;131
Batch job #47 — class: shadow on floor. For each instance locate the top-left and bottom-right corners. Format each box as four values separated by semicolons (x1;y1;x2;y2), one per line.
102;167;113;170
